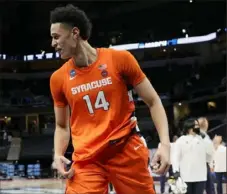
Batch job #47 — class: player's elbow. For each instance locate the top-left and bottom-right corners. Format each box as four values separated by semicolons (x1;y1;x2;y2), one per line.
56;123;69;132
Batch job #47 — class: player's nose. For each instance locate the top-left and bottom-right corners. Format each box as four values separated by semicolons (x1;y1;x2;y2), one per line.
51;39;57;48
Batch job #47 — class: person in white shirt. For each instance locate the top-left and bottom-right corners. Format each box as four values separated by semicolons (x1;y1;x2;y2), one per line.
212;135;226;194
172;118;213;194
198;117;215;194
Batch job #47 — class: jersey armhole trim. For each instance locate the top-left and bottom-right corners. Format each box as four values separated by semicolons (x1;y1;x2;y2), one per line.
132;76;146;87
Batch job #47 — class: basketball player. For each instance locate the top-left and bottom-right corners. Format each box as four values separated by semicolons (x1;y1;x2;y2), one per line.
50;4;170;194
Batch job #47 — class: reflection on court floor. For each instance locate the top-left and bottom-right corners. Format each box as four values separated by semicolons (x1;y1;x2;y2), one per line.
0;179;226;194
0;188;63;194
0;179;64;194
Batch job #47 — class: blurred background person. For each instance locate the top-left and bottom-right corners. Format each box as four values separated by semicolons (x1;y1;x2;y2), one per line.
172;118;213;194
212;135;227;194
198;117;215;194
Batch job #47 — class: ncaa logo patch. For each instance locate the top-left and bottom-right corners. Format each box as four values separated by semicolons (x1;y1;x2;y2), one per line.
69;69;76;80
101;70;108;77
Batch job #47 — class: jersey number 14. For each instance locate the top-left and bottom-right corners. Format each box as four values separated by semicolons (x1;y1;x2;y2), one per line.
82;91;109;114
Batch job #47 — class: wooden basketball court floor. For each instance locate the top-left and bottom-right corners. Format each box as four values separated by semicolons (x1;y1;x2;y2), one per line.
0;178;226;194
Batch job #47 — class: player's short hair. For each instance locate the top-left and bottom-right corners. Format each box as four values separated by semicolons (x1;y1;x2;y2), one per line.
50;4;92;40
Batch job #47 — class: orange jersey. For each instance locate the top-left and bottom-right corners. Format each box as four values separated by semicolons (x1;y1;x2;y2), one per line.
50;48;146;162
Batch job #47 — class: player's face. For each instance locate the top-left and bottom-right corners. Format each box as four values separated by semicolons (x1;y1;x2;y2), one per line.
50;23;79;59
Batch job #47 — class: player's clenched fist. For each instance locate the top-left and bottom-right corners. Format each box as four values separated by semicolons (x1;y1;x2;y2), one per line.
54;155;75;179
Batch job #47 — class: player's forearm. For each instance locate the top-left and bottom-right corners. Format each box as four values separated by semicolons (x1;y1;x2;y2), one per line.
149;98;170;145
54;125;70;157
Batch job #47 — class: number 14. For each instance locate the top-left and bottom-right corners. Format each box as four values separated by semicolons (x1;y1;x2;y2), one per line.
82;91;109;114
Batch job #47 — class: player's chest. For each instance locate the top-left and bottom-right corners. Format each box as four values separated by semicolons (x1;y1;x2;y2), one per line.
64;64;121;105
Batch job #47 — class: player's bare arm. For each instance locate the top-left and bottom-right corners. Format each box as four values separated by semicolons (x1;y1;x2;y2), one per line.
134;77;170;174
54;106;74;178
54;106;70;157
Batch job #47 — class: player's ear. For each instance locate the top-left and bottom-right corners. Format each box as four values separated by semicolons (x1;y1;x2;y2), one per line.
72;27;80;40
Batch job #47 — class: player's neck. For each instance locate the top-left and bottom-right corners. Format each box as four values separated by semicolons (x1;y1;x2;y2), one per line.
73;40;97;68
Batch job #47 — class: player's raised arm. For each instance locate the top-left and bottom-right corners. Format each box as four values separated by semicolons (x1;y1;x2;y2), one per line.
118;50;170;174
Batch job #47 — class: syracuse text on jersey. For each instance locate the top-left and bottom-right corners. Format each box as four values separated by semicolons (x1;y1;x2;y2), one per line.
71;77;113;95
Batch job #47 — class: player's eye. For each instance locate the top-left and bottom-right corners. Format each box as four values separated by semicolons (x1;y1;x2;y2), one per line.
52;35;59;40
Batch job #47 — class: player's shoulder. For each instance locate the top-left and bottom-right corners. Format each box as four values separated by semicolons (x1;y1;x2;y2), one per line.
105;48;131;58
99;48;130;60
101;48;133;70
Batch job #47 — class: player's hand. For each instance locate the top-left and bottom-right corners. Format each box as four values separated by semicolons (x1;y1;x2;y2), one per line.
151;143;170;175
54;155;75;179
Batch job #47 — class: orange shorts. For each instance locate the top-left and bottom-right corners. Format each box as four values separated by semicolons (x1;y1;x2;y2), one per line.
65;133;155;194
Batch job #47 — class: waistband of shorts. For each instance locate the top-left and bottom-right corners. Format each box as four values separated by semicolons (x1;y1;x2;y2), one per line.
108;127;141;145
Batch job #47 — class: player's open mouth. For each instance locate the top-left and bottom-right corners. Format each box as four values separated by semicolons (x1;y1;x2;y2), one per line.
56;48;62;54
